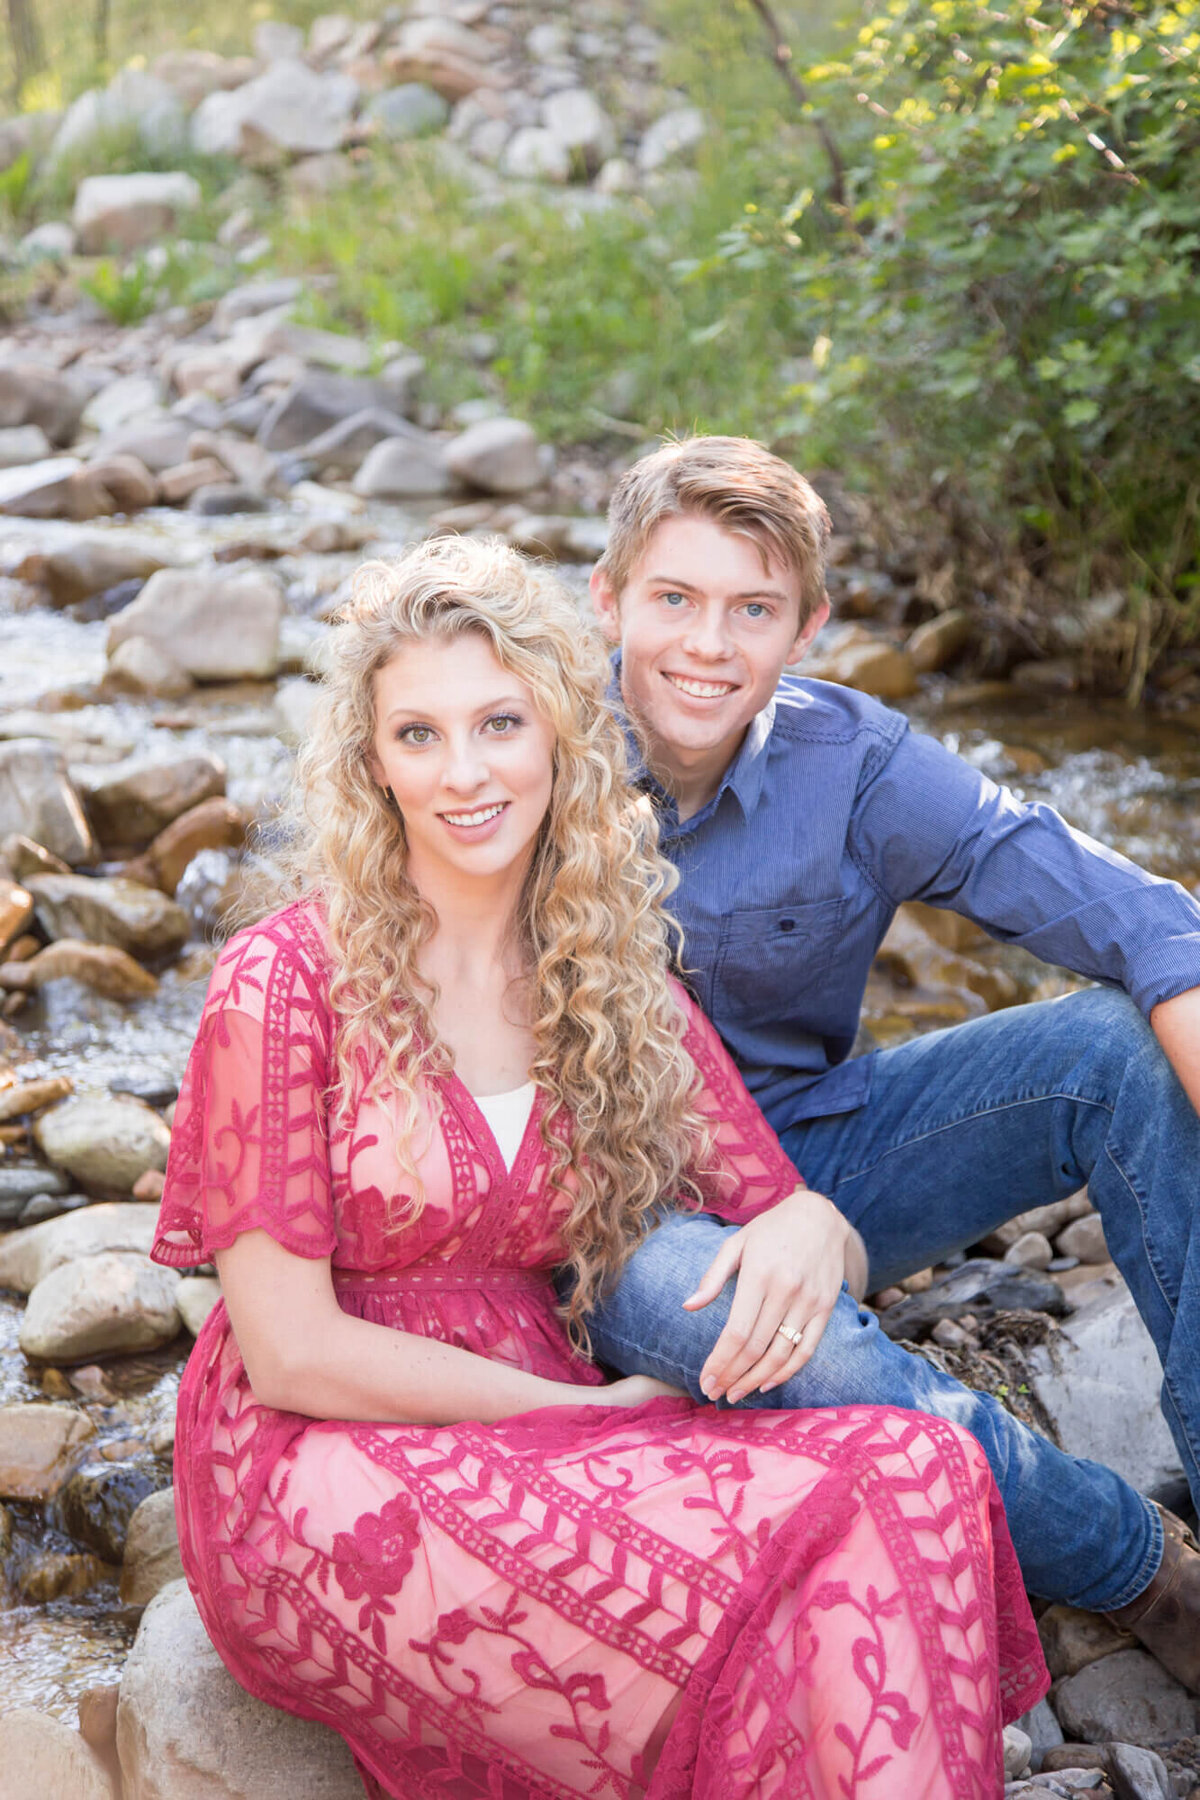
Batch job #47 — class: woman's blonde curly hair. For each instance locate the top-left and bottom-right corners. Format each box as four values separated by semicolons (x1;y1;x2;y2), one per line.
282;534;708;1347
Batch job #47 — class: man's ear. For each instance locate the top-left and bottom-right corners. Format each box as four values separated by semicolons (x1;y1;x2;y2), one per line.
784;595;830;668
590;564;622;644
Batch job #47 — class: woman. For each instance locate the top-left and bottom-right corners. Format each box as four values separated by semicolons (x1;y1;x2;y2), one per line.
152;537;1045;1799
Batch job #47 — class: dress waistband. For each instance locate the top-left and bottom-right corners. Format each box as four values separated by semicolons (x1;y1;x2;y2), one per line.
332;1265;552;1293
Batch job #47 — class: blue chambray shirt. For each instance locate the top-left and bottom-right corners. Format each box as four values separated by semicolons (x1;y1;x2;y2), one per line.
624;669;1200;1136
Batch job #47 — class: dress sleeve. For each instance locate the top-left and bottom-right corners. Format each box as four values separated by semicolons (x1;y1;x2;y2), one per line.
674;982;806;1225
151;914;337;1267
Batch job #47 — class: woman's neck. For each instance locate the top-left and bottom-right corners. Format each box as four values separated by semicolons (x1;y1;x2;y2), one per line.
406;849;529;991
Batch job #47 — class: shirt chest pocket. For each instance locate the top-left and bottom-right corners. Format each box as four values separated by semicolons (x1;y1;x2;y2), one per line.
713;899;846;1024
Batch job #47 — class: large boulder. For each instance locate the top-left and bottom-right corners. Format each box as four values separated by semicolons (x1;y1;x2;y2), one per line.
26;873;189;960
0;1201;160;1294
191;60;358;158
0;1708;115;1800
445;417;543;495
75;752;226;851
0;362;90;445
34;1092;172;1191
1052;1648;1200;1745
0;1402;95;1500
120;1486;185;1607
73;172;202;255
0;740;97;865
117;1580;363;1800
107;568;283;681
19;1251;182;1362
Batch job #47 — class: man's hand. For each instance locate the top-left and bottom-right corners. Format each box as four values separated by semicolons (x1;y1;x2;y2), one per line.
683;1188;865;1405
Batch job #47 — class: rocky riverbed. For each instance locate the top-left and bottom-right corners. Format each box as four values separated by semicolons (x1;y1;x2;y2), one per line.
0;1;1198;1796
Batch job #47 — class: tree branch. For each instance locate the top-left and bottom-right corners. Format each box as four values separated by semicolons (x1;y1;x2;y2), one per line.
744;0;847;209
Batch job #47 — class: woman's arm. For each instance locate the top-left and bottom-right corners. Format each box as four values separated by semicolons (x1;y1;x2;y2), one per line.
217;1230;677;1423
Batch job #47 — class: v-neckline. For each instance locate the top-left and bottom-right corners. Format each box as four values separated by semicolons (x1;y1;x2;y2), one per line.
444;1069;544;1190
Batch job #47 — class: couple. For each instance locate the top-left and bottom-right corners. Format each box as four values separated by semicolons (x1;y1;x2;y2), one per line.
152;437;1200;1798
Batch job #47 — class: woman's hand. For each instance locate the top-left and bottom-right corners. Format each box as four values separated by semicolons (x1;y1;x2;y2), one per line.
576;1374;689;1408
683;1188;865;1405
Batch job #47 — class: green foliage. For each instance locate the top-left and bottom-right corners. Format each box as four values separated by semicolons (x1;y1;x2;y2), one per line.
0;152;35;226
720;0;1200;657
79;254;157;323
80;241;235;323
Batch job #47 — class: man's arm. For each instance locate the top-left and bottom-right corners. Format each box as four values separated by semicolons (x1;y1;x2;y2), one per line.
1151;986;1200;1117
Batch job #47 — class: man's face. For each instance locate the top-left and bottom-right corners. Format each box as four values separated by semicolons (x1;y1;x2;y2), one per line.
591;514;828;779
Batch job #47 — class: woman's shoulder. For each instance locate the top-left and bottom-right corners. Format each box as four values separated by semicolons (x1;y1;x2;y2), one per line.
206;897;333;1020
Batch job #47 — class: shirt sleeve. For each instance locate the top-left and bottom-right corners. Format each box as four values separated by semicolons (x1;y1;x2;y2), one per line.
151;917;337;1267
673;981;806;1224
850;725;1200;1018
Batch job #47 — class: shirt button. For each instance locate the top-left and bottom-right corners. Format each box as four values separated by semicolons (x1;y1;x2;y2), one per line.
779;918;796;932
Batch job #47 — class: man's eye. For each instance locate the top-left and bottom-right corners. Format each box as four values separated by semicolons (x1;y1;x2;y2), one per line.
744;603;768;619
661;592;686;608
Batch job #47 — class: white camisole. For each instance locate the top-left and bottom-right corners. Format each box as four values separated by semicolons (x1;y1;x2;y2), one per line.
473;1081;537;1171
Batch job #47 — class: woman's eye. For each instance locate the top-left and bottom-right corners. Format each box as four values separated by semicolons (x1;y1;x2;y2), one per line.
398;724;434;745
485;714;522;734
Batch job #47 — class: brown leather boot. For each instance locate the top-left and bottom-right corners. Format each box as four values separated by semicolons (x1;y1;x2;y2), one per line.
1107;1505;1200;1695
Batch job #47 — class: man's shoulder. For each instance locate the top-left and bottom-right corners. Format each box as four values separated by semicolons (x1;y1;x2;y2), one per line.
770;674;910;755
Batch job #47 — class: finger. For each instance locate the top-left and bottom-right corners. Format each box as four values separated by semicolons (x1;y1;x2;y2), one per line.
698;1280;774;1399
682;1233;744;1310
707;1287;800;1396
755;1309;832;1397
725;1321;804;1404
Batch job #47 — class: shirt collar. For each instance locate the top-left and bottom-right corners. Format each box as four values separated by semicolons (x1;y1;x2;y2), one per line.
608;652;776;829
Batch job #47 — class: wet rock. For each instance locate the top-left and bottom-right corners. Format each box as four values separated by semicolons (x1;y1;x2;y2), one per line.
0;423;53;466
33;1091;171;1191
75;751;226;851
107;567;283;681
26;872;189;960
91;416;193;474
258;371;406;452
1039;1605;1138;1680
0;362;90;445
0;939;159;1000
365;81;451;139
88;452;160;513
1106;1743;1172;1800
445;417;543;494
138;796;247;896
62;1458;169;1563
1057;1215;1109;1264
637;104;705;171
192;59;359;157
16;1550;112;1604
177;1275;221;1337
73;171;201;254
19;1250;181;1362
905;609;973;674
0;1402;95;1499
0;874;33;952
1053;1648;1200;1745
117;1580;363;1799
353;432;452;498
121;1486;185;1607
0;455;114;521
877;1258;1067;1342
0;1074;73;1123
30;537;167;608
105;635;194;700
0;1201;159;1292
0;1707;116;1800
1027;1286;1185;1499
302;406;423;476
0;740;97;866
1005;1230;1054;1271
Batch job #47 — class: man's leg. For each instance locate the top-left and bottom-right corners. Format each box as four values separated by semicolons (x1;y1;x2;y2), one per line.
780;987;1200;1516
589;1210;1161;1610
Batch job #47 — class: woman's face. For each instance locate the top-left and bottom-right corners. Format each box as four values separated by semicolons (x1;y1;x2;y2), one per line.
369;632;556;894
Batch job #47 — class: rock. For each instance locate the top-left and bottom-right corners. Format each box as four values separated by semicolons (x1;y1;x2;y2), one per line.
353;432;452;498
141;797;246;896
0;1201;159;1293
1038;1604;1137;1679
62;1458;169;1563
1027;1285;1185;1499
1006;1725;1034;1779
0;456;114;521
117;1581;363;1800
77;1686;122;1795
308;14;355;63
542;87;616;171
0;423;53;467
1057;1215;1109;1264
302;407;423;476
0;1162;71;1227
0;939;160;1000
92;416;193;474
501;125;571;182
254;19;304;60
83;375;162;436
1017;1696;1065;1772
212;276;304;336
0;1402;95;1499
0;740;97;865
1105;1742;1172;1800
75;752;226;851
51;68;186;164
445;417;542;495
980;1194;1093;1255
1043;1748;1109;1774
365;82;451;139
1053;1648;1200;1745
108;567;283;681
88;453;160;513
106;636;194;700
120;1486;184;1607
73;172;202;255
152;49;257;109
0;362;90;444
0;1709;116;1800
258;371;407;452
34;537;167;608
0;875;33;952
192;59;358;158
637;104;706;172
176;1275;221;1337
18;1191;90;1227
905;609;973;674
26;873;189;961
187;483;270;516
0;1074;73;1123
1005;1230;1054;1271
33;1091;172;1191
275;677;322;747
132;1169;166;1201
19;1251;181;1362
812;636;919;700
16;1548;111;1601
878;1257;1068;1342
19;220;76;262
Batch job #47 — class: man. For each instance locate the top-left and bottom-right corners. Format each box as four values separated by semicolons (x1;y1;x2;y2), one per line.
585;435;1200;1690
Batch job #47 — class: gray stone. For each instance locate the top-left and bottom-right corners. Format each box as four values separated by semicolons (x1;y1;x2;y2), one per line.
1016;1696;1065;1773
117;1580;362;1799
34;1092;172;1191
82;376;163;436
1038;1603;1137;1679
0;424;53;467
0;456;110;520
878;1257;1068;1342
366;82;451;139
254;19;304;61
212;276;303;336
73;172;202;255
0;1708;115;1800
445;416;542;494
120;1486;184;1608
0;739;97;865
20;1251;181;1362
18;220;77;262
176;1276;221;1338
91;416;193;474
353;433;452;498
0;1402;95;1500
1105;1742;1172;1800
300;407;422;476
1053;1648;1200;1745
1057;1215;1109;1264
50;69;186;165
105;637;193;700
34;536;167;607
1028;1285;1184;1499
308;14;356;64
257;372;405;452
1004;1230;1054;1271
27;873;189;960
191;59;358;158
0;1202;158;1294
501;125;570;182
542;87;616;169
108;567;283;681
75;752;226;849
1006;1725;1034;1779
0;358;89;442
637;104;705;172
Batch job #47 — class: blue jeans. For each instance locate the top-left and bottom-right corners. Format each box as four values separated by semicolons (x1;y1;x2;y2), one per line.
588;989;1199;1610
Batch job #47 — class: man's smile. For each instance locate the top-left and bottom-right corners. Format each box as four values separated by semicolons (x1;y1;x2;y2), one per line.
663;673;739;700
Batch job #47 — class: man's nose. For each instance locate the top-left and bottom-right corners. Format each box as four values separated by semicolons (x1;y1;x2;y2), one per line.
682;604;733;660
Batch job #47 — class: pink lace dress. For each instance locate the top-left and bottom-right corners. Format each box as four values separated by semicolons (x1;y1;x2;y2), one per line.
152;902;1046;1800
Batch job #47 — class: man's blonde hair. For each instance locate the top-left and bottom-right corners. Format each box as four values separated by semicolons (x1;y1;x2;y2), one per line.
599;436;832;624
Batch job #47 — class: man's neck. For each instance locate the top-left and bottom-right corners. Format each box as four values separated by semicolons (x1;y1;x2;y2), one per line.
644;734;743;824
